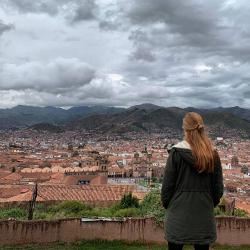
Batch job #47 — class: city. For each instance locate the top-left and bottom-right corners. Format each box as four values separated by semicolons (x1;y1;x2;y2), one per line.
0;128;249;214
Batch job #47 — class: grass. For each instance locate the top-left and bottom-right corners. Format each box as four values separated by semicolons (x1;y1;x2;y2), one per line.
0;240;250;250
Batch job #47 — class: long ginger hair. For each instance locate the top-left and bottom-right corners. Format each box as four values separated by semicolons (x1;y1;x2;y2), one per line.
183;112;215;173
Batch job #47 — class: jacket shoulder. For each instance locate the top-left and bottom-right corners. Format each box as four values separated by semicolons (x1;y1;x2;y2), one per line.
213;149;221;163
168;147;182;166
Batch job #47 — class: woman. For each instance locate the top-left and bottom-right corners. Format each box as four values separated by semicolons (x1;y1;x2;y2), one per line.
161;112;224;250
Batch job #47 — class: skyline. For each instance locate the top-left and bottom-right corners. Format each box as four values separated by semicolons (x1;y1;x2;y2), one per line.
0;102;248;110
0;0;250;108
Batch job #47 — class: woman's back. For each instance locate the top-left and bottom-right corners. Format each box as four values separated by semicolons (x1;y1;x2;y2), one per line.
161;112;224;249
169;141;212;193
161;140;223;245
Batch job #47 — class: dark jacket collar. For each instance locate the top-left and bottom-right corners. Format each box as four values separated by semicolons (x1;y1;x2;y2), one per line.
172;140;196;166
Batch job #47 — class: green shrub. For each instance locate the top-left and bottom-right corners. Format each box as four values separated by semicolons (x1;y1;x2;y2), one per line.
139;190;165;222
151;177;158;182
234;208;249;217
113;208;140;217
0;208;27;219
34;203;47;211
119;192;139;209
33;211;53;220
214;206;249;217
51;201;92;214
93;208;114;217
109;202;121;212
39;201;93;218
213;206;232;216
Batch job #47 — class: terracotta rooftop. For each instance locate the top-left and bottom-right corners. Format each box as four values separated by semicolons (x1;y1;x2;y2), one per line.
37;184;135;202
236;200;250;214
0;185;31;198
0;190;44;202
0;184;137;204
0;170;11;179
2;172;22;181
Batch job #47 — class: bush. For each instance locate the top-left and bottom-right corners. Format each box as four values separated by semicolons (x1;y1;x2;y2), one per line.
34;203;47;211
114;208;140;217
0;208;27;219
109;202;121;213
119;192;139;209
44;201;93;218
89;207;114;218
151;177;158;182
139;190;165;222
54;201;91;214
33;211;53;220
34;201;124;219
234;208;249;217
213;206;231;216
214;205;249;217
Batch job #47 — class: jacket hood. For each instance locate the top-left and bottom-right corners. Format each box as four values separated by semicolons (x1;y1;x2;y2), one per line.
172;140;196;166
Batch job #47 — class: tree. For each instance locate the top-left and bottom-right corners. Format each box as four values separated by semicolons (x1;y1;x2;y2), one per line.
231;155;239;168
72;151;79;157
120;192;139;209
28;183;38;220
68;144;73;151
139;190;165;222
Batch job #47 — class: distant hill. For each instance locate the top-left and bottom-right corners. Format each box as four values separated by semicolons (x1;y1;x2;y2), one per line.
28;123;64;133
128;103;163;111
0;104;250;138
211;106;250;122
185;106;250;122
0;105;68;129
66;106;250;138
0;105;124;130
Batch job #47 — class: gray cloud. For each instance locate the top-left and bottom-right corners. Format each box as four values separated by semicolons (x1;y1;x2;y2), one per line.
124;0;250;62
2;0;98;23
126;0;218;32
2;0;62;15
0;20;14;36
71;0;97;23
129;47;156;62
0;58;95;93
0;0;250;108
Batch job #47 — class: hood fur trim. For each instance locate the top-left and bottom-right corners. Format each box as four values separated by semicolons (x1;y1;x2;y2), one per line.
173;140;191;150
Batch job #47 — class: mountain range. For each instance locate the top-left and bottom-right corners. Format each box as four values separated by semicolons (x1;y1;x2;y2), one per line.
0;104;250;138
0;105;124;130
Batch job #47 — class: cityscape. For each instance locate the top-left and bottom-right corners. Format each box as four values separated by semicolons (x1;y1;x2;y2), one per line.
0;122;249;213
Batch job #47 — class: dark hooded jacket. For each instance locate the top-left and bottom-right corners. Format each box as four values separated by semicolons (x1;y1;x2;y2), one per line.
161;140;224;245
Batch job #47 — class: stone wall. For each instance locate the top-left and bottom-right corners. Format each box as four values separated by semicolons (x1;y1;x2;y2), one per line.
0;217;249;246
216;216;250;246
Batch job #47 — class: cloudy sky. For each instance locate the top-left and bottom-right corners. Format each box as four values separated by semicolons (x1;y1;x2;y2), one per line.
0;0;250;108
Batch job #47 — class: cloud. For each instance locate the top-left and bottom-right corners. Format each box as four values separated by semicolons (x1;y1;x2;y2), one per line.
0;58;95;93
2;0;62;15
71;0;97;23
125;0;250;62
0;20;14;36
2;0;98;24
0;0;250;108
129;47;156;62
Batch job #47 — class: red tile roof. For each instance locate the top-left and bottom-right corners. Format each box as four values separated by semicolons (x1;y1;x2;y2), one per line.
0;184;138;204
37;184;135;202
